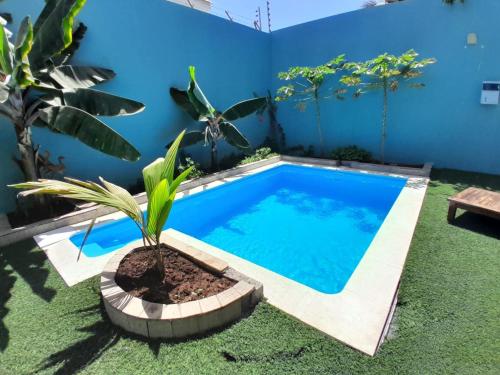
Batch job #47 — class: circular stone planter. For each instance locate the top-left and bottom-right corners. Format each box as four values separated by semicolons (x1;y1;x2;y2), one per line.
100;243;262;339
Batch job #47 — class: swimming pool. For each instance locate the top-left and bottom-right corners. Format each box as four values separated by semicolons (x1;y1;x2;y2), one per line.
71;164;407;294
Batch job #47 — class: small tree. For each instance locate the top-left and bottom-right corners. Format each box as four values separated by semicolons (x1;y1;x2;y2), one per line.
341;50;435;163
276;55;346;157
11;131;192;280
170;66;267;171
0;1;144;186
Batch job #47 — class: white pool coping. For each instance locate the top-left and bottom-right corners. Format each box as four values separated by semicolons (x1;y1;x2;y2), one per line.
33;159;428;356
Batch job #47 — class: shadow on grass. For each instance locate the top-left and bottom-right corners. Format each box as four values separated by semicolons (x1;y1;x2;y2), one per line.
38;297;260;373
451;212;500;240
430;168;500;192
0;240;56;352
0;254;16;352
37;303;120;375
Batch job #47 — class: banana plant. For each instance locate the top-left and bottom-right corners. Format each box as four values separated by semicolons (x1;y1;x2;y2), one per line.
340;50;435;164
10;131;192;280
170;66;267;171
0;0;145;186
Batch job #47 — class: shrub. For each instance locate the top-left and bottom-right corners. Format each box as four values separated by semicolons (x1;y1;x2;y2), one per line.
178;157;206;179
239;148;278;165
284;145;315;157
331;145;372;162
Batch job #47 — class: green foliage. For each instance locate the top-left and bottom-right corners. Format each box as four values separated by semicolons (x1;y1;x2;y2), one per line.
341;49;436;163
170;66;267;170
284;144;315;157
0;0;144;185
10;131;191;268
443;0;464;4
332;145;372;162
178;155;206;179
255;90;286;152
276;55;346;156
239;147;278;165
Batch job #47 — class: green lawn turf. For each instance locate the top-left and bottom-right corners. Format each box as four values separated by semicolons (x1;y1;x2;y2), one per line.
1;169;499;374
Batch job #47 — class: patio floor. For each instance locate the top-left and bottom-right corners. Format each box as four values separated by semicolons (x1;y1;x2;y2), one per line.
0;169;499;374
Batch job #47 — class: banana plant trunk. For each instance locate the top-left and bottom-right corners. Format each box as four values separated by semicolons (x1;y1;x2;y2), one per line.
210;139;218;172
381;79;388;165
14;123;38;182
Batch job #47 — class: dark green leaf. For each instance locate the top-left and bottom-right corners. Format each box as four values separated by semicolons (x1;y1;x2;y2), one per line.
180;130;206;148
39;105;141;161
170;87;200;121
29;0;87;71
221;97;267;121
220;122;250;150
42;88;145;117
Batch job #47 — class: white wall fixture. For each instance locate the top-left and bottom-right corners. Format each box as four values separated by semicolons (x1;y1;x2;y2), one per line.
467;33;478;45
480;81;500;105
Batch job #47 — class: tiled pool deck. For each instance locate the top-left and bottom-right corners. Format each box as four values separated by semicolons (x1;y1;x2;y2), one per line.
32;158;428;356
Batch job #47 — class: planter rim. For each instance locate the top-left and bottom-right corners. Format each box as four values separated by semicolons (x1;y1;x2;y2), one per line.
100;240;254;322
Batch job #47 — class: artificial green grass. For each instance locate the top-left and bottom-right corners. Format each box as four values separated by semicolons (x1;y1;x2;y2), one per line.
1;169;499;374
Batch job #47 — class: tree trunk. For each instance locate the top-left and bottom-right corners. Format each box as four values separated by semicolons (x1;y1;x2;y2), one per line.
381;80;388;164
14;123;38;181
210;140;218;172
314;90;324;157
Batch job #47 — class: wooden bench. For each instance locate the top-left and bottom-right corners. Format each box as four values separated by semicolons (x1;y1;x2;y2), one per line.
448;187;500;223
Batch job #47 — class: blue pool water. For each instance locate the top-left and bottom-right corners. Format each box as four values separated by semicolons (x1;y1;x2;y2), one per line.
71;165;407;294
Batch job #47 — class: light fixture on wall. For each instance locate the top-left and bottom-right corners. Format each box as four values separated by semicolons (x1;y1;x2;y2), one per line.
467;33;478;46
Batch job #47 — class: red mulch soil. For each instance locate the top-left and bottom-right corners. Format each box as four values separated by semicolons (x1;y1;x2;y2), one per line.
115;246;235;304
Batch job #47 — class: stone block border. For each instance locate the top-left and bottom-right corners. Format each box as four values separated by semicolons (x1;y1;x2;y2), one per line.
101;235;263;339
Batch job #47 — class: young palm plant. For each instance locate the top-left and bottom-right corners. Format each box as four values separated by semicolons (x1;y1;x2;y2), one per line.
340;50;435;163
170;66;267;171
10;131;192;280
0;0;144;185
276;55;346;157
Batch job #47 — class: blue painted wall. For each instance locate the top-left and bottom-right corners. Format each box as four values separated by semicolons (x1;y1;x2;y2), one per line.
271;0;500;175
0;0;271;213
1;0;499;214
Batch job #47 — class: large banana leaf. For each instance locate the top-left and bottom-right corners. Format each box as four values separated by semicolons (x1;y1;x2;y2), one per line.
39;105;141;161
170;87;201;121
29;0;87;71
47;65;116;89
12;17;34;88
220;122;251;150
42;88;145;116
177;130;205;148
187;66;215;119
221;97;267;121
0;23;12;74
